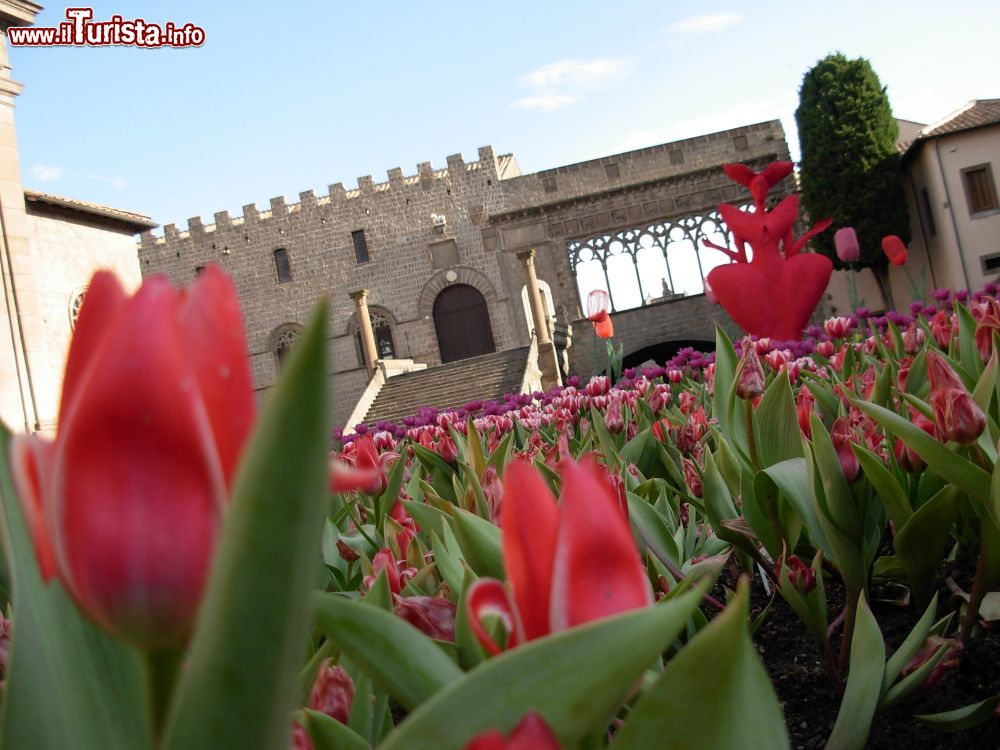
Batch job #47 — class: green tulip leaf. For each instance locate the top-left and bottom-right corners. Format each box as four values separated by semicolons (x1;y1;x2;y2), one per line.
380;586;707;750
451;507;504;579
301;708;371;750
894;486;961;609
853;444;912;530
853;398;991;503
0;420;150;750
613;579;789;750
755;371;803;467
916;694;1000;733
826;593;885;750
162;302;333;750
313;592;462;711
626;491;680;567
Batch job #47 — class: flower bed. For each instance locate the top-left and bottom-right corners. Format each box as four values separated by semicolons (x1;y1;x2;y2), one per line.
2;267;999;748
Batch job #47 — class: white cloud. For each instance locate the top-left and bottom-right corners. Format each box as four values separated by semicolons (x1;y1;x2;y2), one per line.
668;12;744;34
512;93;579;111
520;58;631;90
90;174;128;190
30;164;63;182
513;58;631;111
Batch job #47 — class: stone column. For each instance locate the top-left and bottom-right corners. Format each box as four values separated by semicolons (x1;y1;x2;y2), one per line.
517;248;551;344
350;289;379;378
516;249;561;389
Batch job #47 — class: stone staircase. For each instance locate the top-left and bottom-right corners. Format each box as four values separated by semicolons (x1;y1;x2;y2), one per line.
360;346;533;427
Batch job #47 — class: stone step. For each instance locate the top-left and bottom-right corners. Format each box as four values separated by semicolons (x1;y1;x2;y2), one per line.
362;346;531;427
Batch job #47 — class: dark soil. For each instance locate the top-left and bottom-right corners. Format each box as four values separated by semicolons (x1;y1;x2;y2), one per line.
731;558;1000;749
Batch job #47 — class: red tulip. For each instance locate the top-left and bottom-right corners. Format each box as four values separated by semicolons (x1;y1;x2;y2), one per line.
330;434;387;495
796;387;814;438
467;457;650;654
464;712;562;750
586;289;614;339
881;235;908;266
11;266;254;647
930;310;955;351
604;395;625;435
927;351;986;444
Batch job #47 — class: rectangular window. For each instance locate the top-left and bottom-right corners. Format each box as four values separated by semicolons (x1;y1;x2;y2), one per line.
962;164;999;215
920;188;937;237
273;248;292;283
981;253;1000;273
351;229;370;263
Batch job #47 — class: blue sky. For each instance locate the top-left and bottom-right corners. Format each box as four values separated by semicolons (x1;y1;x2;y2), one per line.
12;1;1000;229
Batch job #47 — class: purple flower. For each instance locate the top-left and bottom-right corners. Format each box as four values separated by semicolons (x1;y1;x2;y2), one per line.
932;288;951;301
856;307;871;319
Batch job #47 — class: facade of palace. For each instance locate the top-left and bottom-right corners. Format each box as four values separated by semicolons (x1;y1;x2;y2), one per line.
138;124;789;426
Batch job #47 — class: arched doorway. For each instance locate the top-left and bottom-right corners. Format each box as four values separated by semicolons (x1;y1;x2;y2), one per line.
433;284;496;363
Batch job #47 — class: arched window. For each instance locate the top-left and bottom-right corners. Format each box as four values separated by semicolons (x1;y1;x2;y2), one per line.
351;308;397;366
68;288;87;330
271;324;302;370
566;206;749;312
273;248;292;283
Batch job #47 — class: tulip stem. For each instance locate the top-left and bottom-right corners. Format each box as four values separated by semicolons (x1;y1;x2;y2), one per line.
959;542;990;647
742;399;760;469
143;646;183;742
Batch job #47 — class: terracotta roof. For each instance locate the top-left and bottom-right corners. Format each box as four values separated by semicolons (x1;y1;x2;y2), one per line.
903;99;1000;157
920;99;1000;138
24;189;158;232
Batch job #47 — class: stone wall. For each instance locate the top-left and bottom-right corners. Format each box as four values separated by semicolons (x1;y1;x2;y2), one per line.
138;120;792;425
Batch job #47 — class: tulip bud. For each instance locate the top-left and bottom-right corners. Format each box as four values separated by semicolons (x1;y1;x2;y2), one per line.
902;323;925;355
735;339;765;400
930;310;953;350
394;596;457;641
881;235;908;266
783;555;817;593
586;375;610;397
309;663;355;725
336;539;360;562
682;458;702;498
604;395;625;435
823;316;855;340
972;297;1000;362
927;351;987;444
796;387;814;438
831;417;860;484
815;340;835;358
834;227;860;263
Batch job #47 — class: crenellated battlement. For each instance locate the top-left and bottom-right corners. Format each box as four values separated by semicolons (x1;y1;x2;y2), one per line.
139;146;506;251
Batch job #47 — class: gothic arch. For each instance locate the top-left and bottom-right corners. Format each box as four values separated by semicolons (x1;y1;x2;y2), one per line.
417;267;499;320
346;305;399;365
268;322;304;370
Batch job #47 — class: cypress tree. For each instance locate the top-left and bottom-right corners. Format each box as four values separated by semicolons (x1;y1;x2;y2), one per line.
795;53;910;307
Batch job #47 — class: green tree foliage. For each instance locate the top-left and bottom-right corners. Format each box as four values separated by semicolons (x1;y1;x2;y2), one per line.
795;53;910;278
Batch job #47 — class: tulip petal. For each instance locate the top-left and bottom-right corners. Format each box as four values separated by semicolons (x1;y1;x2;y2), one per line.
759;161;794;188
53;278;225;647
467;578;521;655
178;265;256;488
500;460;559;642
9;434;58;580
549;458;651;632
722;163;756;188
59;270;127;425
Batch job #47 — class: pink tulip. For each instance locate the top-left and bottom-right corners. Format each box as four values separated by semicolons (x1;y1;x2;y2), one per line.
927;351;986;444
834;227;860;263
823;316;855;340
11;266;254;647
735;340;765;400
467;457;650;653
